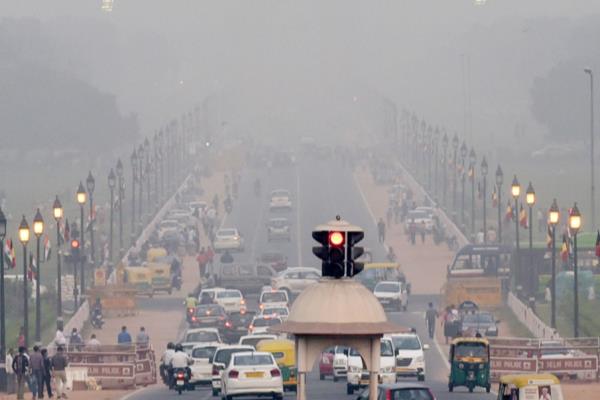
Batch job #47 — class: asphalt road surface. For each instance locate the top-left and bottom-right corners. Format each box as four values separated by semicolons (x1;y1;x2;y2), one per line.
127;155;496;400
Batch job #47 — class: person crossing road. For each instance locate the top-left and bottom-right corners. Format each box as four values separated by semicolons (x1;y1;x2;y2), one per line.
425;302;438;340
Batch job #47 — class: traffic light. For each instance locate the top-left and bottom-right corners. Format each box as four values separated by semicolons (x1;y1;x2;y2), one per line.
312;230;345;278
346;231;365;277
70;239;80;260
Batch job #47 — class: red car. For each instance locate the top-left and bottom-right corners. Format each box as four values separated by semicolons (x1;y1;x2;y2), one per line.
319;347;335;380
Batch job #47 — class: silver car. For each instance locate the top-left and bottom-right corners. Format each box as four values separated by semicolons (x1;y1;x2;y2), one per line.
267;218;291;241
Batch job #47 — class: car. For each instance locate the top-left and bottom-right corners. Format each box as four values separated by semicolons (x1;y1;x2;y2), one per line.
355;383;436;400
260;306;289;322
220;351;284;399
460;312;499;337
210;344;255;396
189;200;207;215
386;332;428;381
319;346;349;381
257;251;288;272
373;281;408;311
249;316;283;335
166;210;195;228
190;304;229;331
404;210;434;233
266;218;292;242
223;311;257;343
189;345;218;386
269;189;292;211
347;338;396;395
181;328;222;354
213;228;245;252
198;287;226;303
259;290;289;311
158;219;179;239
216;264;277;294
238;334;278;349
318;348;335;380
270;267;321;298
214;289;246;314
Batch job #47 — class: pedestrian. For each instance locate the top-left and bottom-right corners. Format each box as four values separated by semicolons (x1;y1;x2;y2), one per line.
17;327;25;348
40;348;53;399
196;247;207;277
69;328;83;351
205;246;215;275
420;221;426;243
87;334;101;350
377;218;386;243
118;326;132;345
136;327;150;346
12;346;29;400
6;348;15;394
386;207;393;225
51;346;68;399
408;219;417;245
476;229;485;244
29;345;44;399
425;302;438;340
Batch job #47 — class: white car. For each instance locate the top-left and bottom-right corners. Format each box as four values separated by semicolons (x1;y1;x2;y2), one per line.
404;209;434;233
346;338;396;395
210;345;255;396
269;189;292;211
249;316;283;335
221;352;283;400
270;267;321;297
260;306;289;322
190;345;218;385
214;228;244;252
181;328;222;355
387;332;428;381
259;290;289;311
198;287;225;303
189;201;207;215
214;289;246;314
158;219;179;239
238;334;278;349
373;281;408;311
332;346;349;381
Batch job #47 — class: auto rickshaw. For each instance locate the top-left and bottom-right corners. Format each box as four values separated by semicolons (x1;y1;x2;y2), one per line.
448;337;490;393
147;262;172;295
146;247;168;262
125;267;153;297
256;339;297;392
497;374;563;400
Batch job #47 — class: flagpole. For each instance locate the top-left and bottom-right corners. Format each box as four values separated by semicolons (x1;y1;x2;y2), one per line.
550;224;556;329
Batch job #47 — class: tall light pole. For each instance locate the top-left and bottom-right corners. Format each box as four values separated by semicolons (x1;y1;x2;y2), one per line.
130;149;138;243
584;68;595;228
525;182;536;298
116;159;124;258
108;168;116;263
33;208;44;342
469;148;476;236
511;176;521;289
569;203;582;337
76;182;87;297
52;197;63;318
18;216;30;348
460;142;467;226
86;171;95;265
548;199;560;329
442;133;449;207
0;208;6;365
481;157;488;242
144;138;152;210
138;144;144;231
496;166;504;243
452;134;459;214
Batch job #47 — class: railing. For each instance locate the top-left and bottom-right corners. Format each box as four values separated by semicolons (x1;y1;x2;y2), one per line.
507;292;559;340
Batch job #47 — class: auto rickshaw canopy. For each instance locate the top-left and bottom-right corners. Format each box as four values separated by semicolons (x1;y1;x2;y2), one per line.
499;374;560;388
256;339;295;365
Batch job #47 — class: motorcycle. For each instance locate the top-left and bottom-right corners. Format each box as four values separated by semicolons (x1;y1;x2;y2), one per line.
91;310;104;329
186;306;195;323
172;368;191;395
172;274;182;291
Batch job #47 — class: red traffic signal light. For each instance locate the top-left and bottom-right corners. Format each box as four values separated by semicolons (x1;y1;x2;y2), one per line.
71;239;80;249
328;231;344;247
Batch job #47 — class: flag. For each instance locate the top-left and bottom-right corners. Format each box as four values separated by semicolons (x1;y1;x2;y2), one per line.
4;239;16;269
560;234;569;263
504;201;513;222
519;204;528;229
63;219;70;243
491;187;498;208
28;254;36;282
595;230;600;257
43;234;51;261
546;226;553;249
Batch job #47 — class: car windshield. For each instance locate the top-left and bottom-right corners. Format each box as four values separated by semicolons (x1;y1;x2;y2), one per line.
233;354;273;366
263;308;288;316
380;340;394;356
218;229;237;237
185;331;219;343
271;190;289;198
253;317;281;327
192;346;217;359
261;253;284;262
408;211;428;219
161;220;177;228
391;336;421;350
389;388;434;400
195;305;223;316
217;290;241;299
455;342;488;359
214;348;250;365
261;292;287;303
463;313;493;324
375;283;399;292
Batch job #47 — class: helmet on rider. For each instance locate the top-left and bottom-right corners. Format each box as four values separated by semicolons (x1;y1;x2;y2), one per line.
175;343;184;352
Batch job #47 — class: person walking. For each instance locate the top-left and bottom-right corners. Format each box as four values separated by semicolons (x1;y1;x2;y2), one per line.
425;302;438;340
408;219;417;245
87;334;101;351
69;328;83;351
136;327;150;346
12;346;30;400
377;218;386;243
40;348;53;399
420;221;427;244
30;345;44;399
6;348;15;394
117;326;132;345
196;248;207;277
51;346;68;399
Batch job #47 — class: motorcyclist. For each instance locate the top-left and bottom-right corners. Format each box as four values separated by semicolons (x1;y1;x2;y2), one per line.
160;342;176;385
169;343;192;388
91;298;104;328
185;293;198;322
199;291;213;305
220;250;234;264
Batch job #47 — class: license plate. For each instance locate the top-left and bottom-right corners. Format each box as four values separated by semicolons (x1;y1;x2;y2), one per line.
177;380;184;385
380;299;390;304
246;372;264;378
359;379;370;385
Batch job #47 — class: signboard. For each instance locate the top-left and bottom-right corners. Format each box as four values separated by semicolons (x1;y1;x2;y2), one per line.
491;358;537;373
71;363;135;378
539;357;598;372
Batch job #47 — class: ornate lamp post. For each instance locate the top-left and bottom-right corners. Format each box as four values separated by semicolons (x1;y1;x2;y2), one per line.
433;127;440;198
568;203;582;337
460;141;468;225
496;165;504;243
18;216;30;348
442;132;449;207
511;176;521;289
33;209;44;342
0;208;6;363
108;169;116;263
76;182;87;298
130;149;138;242
469;148;476;235
52;197;63;317
86;171;95;265
138;144;144;230
116;159;124;257
481;157;488;242
548;199;560;329
525;182;536;299
452;134;459;213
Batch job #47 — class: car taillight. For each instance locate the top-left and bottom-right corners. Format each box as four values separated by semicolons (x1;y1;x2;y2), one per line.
228;370;239;379
225;321;232;328
187;308;194;313
249;325;254;332
177;372;185;379
212;366;219;376
386;389;392;400
192;316;197;322
270;368;281;377
259;304;264;310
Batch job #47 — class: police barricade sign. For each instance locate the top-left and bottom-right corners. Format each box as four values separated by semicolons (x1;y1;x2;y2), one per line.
491;357;538;380
71;363;136;389
539;357;598;373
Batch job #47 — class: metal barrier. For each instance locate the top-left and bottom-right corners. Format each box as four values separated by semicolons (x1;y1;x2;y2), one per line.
507;292;559;339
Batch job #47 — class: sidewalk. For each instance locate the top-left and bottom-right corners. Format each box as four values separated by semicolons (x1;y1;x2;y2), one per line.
0;390;130;400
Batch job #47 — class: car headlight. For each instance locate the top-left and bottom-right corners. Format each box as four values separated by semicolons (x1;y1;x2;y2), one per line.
415;356;424;364
348;366;361;373
380;366;394;373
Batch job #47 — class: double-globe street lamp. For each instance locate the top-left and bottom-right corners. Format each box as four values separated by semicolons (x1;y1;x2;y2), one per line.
569;203;582;337
18;216;30;348
33;209;44;343
525;183;536;299
481;157;488;242
86;172;95;265
116;159;124;258
52;197;63;318
511;176;521;291
548;199;560;329
469;148;476;236
76;182;87;301
496;166;504;243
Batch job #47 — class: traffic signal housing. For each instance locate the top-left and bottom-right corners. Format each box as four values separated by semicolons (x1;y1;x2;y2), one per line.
346;231;365;277
312;218;365;279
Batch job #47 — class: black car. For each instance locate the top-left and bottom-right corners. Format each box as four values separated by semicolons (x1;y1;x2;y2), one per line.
222;310;257;343
356;383;435;400
190;304;228;331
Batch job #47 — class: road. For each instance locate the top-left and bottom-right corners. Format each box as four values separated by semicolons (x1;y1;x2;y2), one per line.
126;155;496;400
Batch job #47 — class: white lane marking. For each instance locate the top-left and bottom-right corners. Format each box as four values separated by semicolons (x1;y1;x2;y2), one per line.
120;387;146;400
295;166;303;266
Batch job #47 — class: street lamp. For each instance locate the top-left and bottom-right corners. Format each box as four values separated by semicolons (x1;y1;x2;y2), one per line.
442;133;449;207
469;148;476;236
433;127;440;198
584;68;595;229
460;141;468;226
525;182;536;299
116;159;124;257
76;181;87;299
496;165;504;243
131;149;138;242
452;134;459;213
481;157;488;242
52;196;63;318
108;168;116;263
569;203;582;337
548;199;559;329
511;175;521;290
86;171;95;265
33;208;44;342
0;208;6;365
138;144;144;230
18;215;30;348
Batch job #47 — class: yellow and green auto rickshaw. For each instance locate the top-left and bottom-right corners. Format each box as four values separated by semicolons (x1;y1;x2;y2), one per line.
146;247;168;262
125;266;153;297
448;337;490;393
147;262;172;295
497;374;563;400
256;339;297;392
